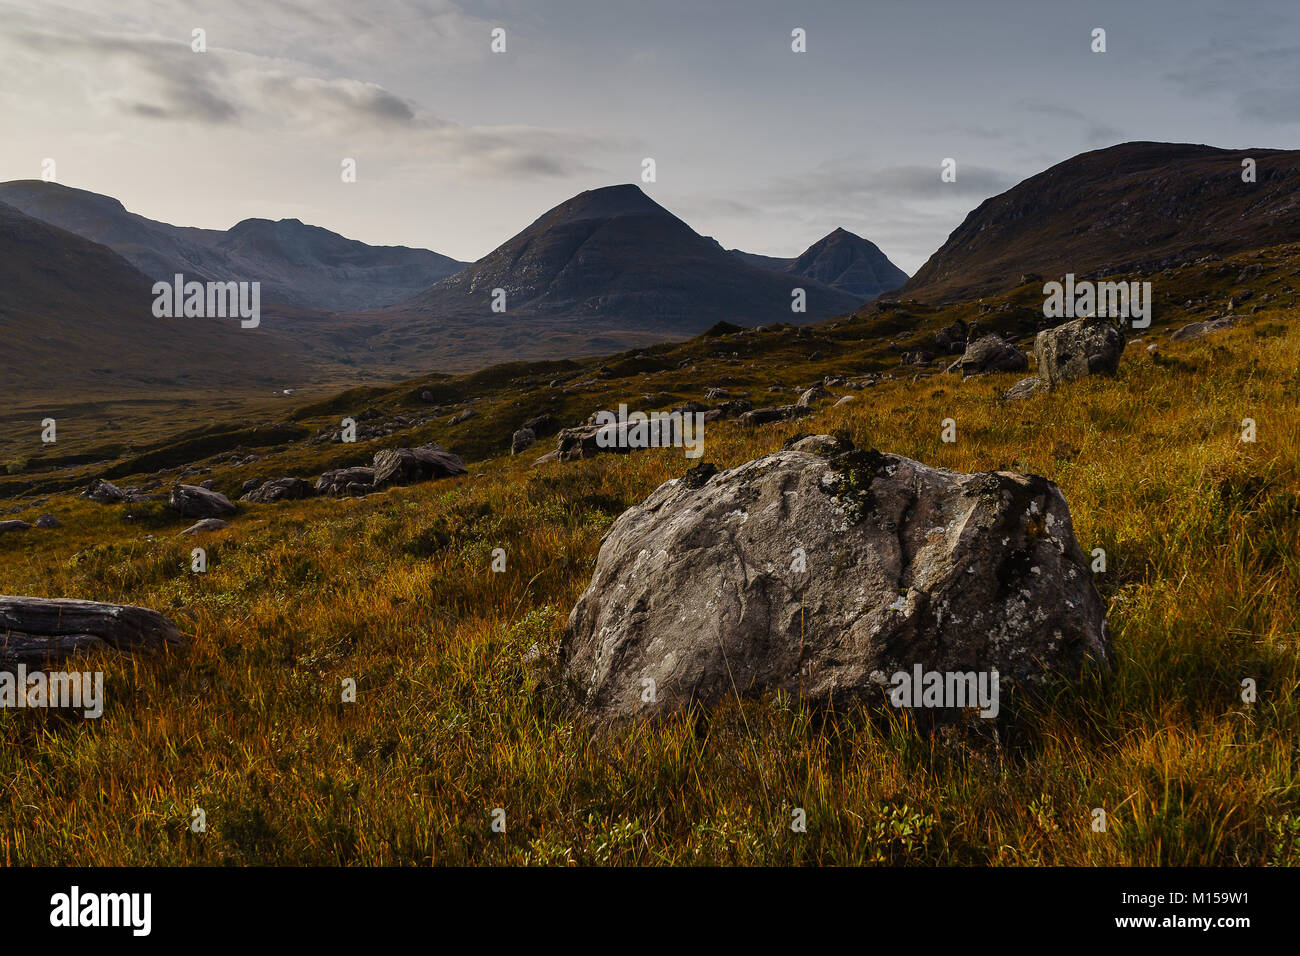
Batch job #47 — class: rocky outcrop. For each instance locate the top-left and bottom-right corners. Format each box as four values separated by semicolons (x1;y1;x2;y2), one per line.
1034;318;1125;387
562;437;1109;721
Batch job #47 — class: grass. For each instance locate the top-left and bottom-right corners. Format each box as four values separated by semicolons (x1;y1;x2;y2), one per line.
1;249;1299;865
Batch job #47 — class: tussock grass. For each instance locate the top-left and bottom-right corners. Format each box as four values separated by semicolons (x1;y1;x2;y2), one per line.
1;307;1298;865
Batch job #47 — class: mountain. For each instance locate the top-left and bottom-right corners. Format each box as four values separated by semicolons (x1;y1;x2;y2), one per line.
726;229;907;299
0;200;309;393
391;185;864;332
0;181;467;310
785;228;908;298
900;141;1300;303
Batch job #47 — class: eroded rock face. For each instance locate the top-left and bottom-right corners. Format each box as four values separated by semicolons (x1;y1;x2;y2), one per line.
562;438;1109;721
1035;318;1125;387
169;484;236;519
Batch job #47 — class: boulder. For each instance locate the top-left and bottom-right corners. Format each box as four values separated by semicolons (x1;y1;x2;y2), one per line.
180;518;231;535
316;467;376;497
1035;318;1125;387
1004;377;1047;402
954;334;1029;378
511;427;537;455
169;484;236;519
0;520;31;534
797;385;833;407
737;405;813;427
0;595;189;667
240;477;315;504
1169;316;1239;342
562;438;1109;721
34;514;60;529
522;413;557;436
81;478;127;504
372;445;466;488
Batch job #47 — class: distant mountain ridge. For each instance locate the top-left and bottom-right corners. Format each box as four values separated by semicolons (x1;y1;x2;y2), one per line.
392;184;864;331
727;228;907;299
900;141;1300;303
0;181;467;310
0;200;308;391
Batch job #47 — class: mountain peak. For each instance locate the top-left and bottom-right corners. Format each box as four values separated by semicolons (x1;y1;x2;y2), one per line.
546;184;667;222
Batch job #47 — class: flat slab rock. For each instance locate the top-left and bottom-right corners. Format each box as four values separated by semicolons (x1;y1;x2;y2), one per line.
0;596;189;668
562;437;1110;721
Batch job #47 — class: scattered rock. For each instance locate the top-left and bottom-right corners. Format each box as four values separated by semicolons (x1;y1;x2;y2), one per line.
835;395;857;406
1169;316;1239;342
448;408;478;425
0;520;32;534
704;387;731;400
738;405;813;427
954;334;1029;378
372;445;467;487
180;518;231;535
561;438;1110;721
81;478;127;504
241;477;316;504
34;514;59;529
316;467;376;497
1003;377;1047;402
511;427;537;455
797;385;832;407
169;484;236;519
1035;318;1125;387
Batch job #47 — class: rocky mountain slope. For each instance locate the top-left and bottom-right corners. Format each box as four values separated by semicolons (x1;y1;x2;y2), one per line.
901;142;1300;303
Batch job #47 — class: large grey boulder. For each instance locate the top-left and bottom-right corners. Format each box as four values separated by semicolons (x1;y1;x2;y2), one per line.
0;595;189;667
954;334;1029;378
169;484;236;519
81;478;127;504
1035;318;1125;387
372;444;465;488
0;520;32;534
511;427;537;455
562;438;1109;721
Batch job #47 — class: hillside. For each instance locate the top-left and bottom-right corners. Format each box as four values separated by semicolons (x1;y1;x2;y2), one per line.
901;142;1300;303
1;234;1297;865
0;201;310;394
0;181;467;310
786;227;908;298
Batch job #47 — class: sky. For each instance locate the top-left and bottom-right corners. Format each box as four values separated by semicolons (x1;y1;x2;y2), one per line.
1;0;1297;274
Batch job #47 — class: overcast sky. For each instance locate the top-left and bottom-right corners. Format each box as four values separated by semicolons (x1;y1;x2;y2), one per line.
1;0;1297;273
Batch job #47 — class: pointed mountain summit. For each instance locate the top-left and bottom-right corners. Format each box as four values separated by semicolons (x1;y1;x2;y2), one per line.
0;181;466;310
900;141;1300;303
395;184;863;332
786;227;908;298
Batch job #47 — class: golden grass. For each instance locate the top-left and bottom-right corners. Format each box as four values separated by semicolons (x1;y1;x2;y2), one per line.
1;314;1298;865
